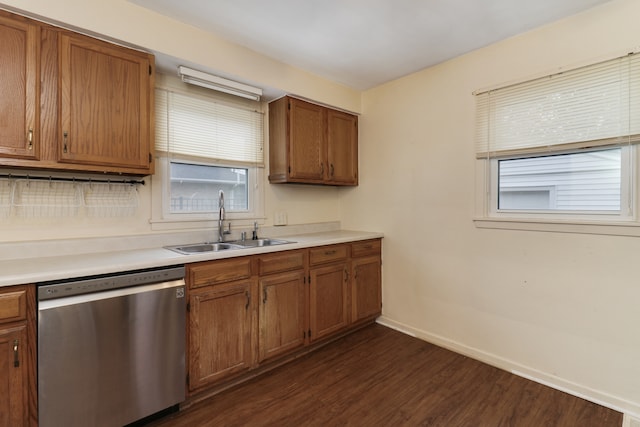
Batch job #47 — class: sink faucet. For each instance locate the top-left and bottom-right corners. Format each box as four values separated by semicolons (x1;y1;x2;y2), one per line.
252;221;258;240
218;190;231;242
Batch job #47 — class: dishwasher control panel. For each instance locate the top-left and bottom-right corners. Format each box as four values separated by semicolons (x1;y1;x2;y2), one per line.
37;265;185;300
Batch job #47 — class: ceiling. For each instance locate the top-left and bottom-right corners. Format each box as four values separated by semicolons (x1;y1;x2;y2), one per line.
130;0;613;91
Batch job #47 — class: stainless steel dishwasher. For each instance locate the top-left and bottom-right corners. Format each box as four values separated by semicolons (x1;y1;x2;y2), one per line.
37;265;186;427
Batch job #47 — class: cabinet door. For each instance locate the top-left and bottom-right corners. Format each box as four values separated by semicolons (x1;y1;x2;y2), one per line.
309;263;349;342
327;109;358;185
188;280;254;391
288;98;326;182
351;256;382;323
59;32;153;172
0;14;38;160
0;325;28;426
259;271;306;361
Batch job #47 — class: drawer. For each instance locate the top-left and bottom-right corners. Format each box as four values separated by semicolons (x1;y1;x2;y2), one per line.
0;286;27;324
351;239;381;258
258;250;305;275
188;257;253;289
309;244;348;266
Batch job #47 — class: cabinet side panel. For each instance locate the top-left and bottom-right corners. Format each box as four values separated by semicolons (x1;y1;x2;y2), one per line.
268;97;288;182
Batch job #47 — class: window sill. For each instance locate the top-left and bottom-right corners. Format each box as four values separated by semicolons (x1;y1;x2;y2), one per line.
473;217;640;237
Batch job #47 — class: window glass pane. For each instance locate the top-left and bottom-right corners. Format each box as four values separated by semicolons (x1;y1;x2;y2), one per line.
169;162;248;213
498;149;621;211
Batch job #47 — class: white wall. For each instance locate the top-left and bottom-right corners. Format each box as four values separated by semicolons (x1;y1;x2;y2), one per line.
341;0;640;415
0;0;348;242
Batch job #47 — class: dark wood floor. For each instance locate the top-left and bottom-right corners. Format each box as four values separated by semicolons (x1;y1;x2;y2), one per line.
150;324;621;427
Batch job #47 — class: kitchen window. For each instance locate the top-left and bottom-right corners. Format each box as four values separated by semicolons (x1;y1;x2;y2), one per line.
152;77;264;225
475;52;640;228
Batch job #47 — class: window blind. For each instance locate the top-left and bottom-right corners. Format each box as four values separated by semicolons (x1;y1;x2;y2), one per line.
476;53;640;159
156;88;264;165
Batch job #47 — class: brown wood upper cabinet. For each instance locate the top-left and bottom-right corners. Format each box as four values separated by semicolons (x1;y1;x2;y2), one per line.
58;32;154;173
0;13;39;161
269;96;358;186
0;10;155;175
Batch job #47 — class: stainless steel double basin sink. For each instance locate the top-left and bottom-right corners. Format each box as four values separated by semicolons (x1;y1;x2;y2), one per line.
165;238;293;255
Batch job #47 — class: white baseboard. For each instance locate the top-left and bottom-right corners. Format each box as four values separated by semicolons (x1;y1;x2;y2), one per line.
623;413;640;427
376;316;640;425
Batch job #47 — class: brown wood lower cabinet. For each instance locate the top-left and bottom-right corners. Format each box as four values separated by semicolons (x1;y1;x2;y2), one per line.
351;239;383;324
258;271;306;361
185;239;381;397
0;285;35;427
188;279;256;391
309;247;349;342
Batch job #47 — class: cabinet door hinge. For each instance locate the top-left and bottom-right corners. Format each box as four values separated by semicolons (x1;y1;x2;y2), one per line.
149;64;153;75
149;153;153;164
186;302;190;312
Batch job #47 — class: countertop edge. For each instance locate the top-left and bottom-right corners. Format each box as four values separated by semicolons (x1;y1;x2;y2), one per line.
0;230;383;288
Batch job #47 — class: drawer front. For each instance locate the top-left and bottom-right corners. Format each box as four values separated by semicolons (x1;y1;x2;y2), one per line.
351;239;381;258
188;257;253;289
309;244;348;266
0;287;27;324
258;250;305;275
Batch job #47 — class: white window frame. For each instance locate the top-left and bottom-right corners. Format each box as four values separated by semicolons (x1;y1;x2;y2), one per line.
153;155;264;223
485;147;634;222
474;51;640;236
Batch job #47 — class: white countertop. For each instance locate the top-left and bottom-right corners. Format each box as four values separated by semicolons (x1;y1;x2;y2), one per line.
0;230;383;288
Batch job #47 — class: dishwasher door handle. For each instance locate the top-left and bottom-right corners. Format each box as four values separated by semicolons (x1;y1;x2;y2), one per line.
39;279;186;311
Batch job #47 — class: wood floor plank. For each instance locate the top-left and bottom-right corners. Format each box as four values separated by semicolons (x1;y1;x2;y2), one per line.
149;324;622;427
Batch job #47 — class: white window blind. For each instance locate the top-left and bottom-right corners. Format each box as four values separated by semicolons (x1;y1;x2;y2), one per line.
156;88;264;165
476;53;640;159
